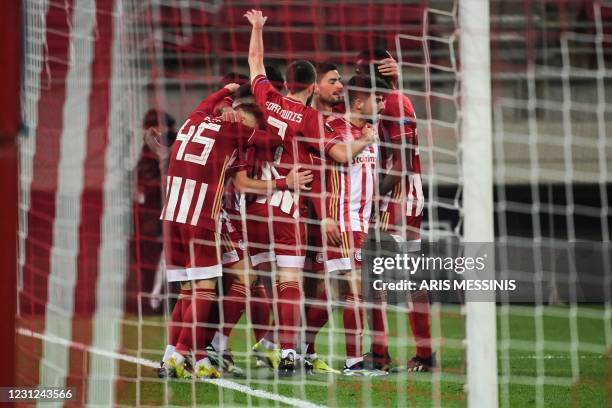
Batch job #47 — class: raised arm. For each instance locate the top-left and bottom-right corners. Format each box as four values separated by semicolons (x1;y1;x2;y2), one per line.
244;10;267;79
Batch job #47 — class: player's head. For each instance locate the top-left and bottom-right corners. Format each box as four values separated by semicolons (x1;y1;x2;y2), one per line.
355;48;396;88
142;109;177;145
220;72;249;87
285;60;316;98
232;83;263;129
265;65;286;93
316;62;343;106
346;75;389;121
142;109;175;130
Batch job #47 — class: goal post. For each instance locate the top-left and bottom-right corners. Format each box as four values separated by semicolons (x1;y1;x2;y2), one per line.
460;1;498;407
0;0;21;389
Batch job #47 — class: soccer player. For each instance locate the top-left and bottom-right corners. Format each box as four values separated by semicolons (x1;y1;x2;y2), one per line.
156;83;239;379
242;67;285;358
245;9;324;374
299;62;344;373
356;49;435;372
206;84;313;373
160;82;276;380
236;69;288;369
313;62;344;113
302;62;396;374
245;10;376;374
307;75;388;375
313;60;397;115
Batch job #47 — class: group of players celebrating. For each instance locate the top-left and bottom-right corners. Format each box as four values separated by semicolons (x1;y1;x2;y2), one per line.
157;10;434;379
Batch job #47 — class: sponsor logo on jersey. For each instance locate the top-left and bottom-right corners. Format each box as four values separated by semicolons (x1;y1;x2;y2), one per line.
352;155;377;164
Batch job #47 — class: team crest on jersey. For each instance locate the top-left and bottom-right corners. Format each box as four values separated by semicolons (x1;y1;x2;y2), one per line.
315;252;324;264
238;240;246;250
354;249;362;262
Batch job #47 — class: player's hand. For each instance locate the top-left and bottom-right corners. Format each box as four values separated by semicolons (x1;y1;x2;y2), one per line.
286;166;313;191
360;124;378;145
323;218;342;246
244;10;268;29
378;57;399;78
223;83;241;93
221;109;242;123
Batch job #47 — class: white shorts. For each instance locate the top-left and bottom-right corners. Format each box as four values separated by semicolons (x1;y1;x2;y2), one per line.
166;265;223;282
276;254;306;269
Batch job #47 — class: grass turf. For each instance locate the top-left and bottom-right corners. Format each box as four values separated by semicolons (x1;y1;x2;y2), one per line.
116;305;610;407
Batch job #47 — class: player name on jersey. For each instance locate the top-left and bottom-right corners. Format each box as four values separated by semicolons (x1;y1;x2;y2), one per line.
264;101;304;123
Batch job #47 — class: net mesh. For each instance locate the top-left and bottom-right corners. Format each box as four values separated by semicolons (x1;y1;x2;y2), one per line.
16;0;611;407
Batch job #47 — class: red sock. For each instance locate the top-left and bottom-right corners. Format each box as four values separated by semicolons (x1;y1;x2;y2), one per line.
169;289;191;346
370;300;389;355
180;288;191;316
221;281;248;337
409;290;432;358
196;300;218;353
305;289;329;355
276;281;301;350
250;282;271;341
343;294;364;359
175;288;216;355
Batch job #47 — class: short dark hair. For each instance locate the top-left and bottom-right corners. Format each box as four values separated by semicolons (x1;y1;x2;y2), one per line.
265;65;285;92
356;49;393;65
220;72;249;87
285;60;316;93
236;103;263;125
142;109;176;129
355;49;394;87
316;62;339;78
236;83;253;99
346;75;389;106
233;83;263;124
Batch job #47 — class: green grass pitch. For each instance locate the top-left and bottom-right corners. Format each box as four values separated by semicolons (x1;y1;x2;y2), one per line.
117;305;610;407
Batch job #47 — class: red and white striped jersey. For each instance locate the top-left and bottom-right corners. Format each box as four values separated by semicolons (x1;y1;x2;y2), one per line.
323;117;378;233
161;114;254;232
251;74;326;217
378;90;424;222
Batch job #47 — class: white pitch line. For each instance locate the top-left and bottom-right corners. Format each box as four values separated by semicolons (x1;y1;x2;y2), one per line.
18;327;326;408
